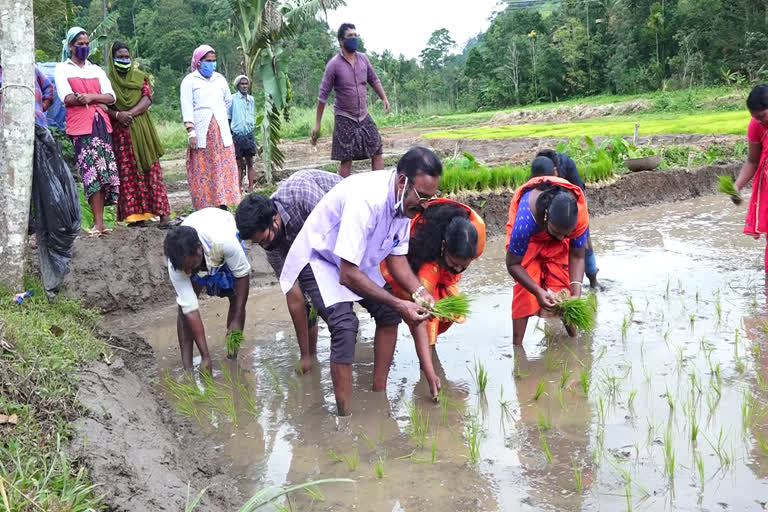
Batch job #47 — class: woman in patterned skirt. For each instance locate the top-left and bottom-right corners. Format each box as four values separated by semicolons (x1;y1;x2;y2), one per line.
179;45;240;210
55;26;120;236
107;41;171;227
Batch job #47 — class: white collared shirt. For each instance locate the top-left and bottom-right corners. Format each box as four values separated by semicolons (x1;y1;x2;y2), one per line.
179;70;233;148
167;208;251;314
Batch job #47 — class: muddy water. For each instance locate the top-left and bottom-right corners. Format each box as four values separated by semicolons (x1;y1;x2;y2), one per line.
111;195;768;511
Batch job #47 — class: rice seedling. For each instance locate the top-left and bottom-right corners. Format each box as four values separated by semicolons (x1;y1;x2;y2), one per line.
513;352;530;378
465;414;482;465
405;402;430;449
579;367;590;396
665;387;676;410
328;449;344;463
293;353;304;375
545;350;562;371
758;372;768;394
706;391;720;416
373;456;385;479
714;289;722;324
627;296;635;314
628;389;638;410
430;294;473;320
689;313;695;327
539;430;553;464
597;396;607;426
265;363;283;394
226;329;244;358
556;293;598;331
665;277;671;300
470;359;489;394
691;411;699;442
717;174;742;203
690;372;702;396
438;389;450;425
533;378;547;401
572;459;583;492
663;427;676;480
695;451;705;487
741;389;767;433
676;346;685;371
705;428;733;467
359;431;376;451
304;485;325;502
342;447;359;472
557;387;567;410
695;289;700;305
431;435;438;464
753;342;762;359
625;480;632;512
560;360;572;389
498;385;514;423
663;327;670;343
537;410;552;430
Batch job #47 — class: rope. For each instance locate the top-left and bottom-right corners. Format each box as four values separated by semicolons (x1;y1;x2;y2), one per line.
0;83;35;96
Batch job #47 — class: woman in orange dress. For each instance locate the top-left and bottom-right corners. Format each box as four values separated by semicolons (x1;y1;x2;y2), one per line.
381;198;485;345
505;176;589;345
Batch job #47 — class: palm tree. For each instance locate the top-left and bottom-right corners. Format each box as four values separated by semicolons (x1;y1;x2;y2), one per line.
228;0;345;183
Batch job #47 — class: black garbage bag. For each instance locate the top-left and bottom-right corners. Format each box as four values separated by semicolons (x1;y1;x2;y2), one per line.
32;124;81;297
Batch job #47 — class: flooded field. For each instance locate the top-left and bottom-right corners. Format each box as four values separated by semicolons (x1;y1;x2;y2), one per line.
112;194;768;511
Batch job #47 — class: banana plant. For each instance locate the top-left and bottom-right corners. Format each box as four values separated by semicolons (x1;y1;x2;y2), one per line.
228;0;345;183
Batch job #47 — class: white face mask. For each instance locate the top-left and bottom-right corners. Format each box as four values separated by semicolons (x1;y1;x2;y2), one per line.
394;176;408;215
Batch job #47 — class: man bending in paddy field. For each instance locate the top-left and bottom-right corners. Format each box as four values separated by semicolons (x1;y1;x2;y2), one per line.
279;147;443;416
235;169;343;374
164;207;250;372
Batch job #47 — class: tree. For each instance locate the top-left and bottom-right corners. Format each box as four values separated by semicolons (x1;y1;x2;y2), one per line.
0;0;36;290
227;0;345;183
419;28;456;70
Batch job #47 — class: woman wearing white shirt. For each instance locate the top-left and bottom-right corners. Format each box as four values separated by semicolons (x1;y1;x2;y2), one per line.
180;45;240;210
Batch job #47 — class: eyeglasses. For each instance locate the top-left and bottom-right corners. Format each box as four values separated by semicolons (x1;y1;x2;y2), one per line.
411;185;438;203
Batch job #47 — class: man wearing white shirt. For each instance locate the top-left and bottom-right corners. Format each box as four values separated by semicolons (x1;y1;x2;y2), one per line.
164;208;251;371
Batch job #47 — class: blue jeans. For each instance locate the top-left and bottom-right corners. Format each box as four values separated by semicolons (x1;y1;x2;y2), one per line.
585;247;598;275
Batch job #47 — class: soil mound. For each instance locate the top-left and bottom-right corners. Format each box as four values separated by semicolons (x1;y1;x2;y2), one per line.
490;99;653;125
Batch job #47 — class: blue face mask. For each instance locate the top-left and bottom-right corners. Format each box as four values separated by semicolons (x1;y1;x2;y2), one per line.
343;37;358;53
200;61;216;77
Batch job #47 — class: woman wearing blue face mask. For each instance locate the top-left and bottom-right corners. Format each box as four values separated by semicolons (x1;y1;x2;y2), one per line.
55;26;120;237
179;45;240;210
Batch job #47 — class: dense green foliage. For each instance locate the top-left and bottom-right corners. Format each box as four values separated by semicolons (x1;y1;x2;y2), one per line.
33;0;768;121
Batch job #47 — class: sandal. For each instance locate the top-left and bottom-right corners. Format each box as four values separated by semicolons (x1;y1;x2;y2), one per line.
100;228;113;235
86;229;102;239
158;218;183;230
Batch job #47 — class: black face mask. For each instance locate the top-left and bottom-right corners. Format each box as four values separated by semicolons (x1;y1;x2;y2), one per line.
261;221;284;251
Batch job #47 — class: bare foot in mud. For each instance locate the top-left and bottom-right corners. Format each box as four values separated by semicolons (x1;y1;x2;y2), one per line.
564;322;577;337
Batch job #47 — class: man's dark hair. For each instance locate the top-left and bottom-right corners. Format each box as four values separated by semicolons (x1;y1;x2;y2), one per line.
235;193;278;240
164;226;202;271
396;146;443;180
747;85;768;112
530;155;556;178
337;23;356;41
111;40;129;57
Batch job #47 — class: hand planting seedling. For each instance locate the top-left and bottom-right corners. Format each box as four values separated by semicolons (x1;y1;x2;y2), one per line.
717;175;742;205
226;329;244;359
429;294;473;320
554;292;597;332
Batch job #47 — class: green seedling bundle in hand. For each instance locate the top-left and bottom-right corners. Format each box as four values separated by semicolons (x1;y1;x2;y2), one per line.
226;329;244;359
717;175;742;205
555;293;597;332
429;294;473;320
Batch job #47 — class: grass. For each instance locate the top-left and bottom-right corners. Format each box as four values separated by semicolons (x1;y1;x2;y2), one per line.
373;456;385;479
405;402;430;449
78;184;117;231
226;329;244;358
0;279;106;510
430;294;473;320
470;359;489;394
557;294;598;331
539;430;553;464
572;459;583;492
464;414;482;466
717;175;742;203
424;110;750;140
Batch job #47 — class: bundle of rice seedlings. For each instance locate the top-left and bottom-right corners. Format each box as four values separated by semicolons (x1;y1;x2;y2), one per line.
226;329;244;359
556;294;597;331
717;175;742;205
430;294;472;320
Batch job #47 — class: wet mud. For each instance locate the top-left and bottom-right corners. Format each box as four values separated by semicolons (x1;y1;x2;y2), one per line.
80;189;768;511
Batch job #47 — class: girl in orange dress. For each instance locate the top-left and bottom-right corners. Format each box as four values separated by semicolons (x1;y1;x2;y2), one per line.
381;198;485;345
505;176;590;345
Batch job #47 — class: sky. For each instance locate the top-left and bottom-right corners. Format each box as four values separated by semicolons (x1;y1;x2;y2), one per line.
325;0;502;60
